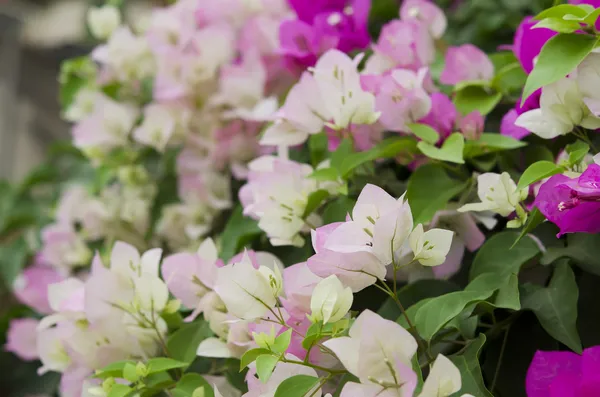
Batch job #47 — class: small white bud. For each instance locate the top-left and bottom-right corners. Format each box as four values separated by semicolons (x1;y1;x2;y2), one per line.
87;5;121;40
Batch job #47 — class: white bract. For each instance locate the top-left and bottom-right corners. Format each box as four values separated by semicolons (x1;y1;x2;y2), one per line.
87;5;121;40
309;275;353;324
418;354;462;397
409;224;454;267
214;252;283;320
515;77;600;139
458;172;527;217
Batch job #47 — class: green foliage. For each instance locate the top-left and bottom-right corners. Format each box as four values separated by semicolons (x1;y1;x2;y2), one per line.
522;262;582;353
417;133;465;164
464;133;527;159
172;373;214;397
166;320;213;365
516;161;564;190
274;375;320;397
219;205;262;262
406;164;468;225
450;335;494;397
407;123;440;145
453;85;502;116
255;354;280;382
522;33;599;102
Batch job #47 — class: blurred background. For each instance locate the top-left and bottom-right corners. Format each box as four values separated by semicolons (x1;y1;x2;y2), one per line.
0;0;552;182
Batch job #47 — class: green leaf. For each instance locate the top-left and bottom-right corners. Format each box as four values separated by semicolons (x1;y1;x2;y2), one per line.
464;133;527;158
321;197;355;224
95;360;135;379
454;85;502;116
522;33;599;102
542;234;600;276
491;62;527;94
517;161;564;190
494;273;521;311
414;288;495;342
449;334;493;397
272;329;293;354
59;56;95;109
330;139;353;171
302;190;330;218
470;231;540;281
374;136;419;161
309;167;340;182
522;263;582;353
108;384;133;397
338;151;378;178
512;207;546;249
219;205;262;262
256;354;279;383
146;358;188;375
378;279;460;321
407;123;440;144
417;133;465;164
533;18;583;33
0;237;30;286
534;4;590;20
565;140;590;166
172;373;214;397
240;348;272;370
309;133;329;166
274;375;320;397
406;164;468;225
123;362;139;383
166;320;212;365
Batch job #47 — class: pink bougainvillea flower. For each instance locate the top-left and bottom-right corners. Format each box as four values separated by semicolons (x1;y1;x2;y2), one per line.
440;44;494;85
5;318;40;361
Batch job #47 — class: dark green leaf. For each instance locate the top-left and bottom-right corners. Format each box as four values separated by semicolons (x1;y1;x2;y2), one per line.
512;208;546;249
494;273;521;311
522;33;599;102
522;263;582;353
172;373;214;397
321;197;355;224
309;133;329;166
219;206;262;262
464;133;527;158
450;334;493;397
406;164;468;225
274;375;320;397
166;320;212;365
146;358;188;375
309;167;340;182
470;231;540;281
542;233;600;276
330;139;353;171
303;190;330;218
517;161;564;190
0;237;30;286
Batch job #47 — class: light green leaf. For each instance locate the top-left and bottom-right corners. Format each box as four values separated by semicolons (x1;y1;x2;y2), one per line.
256;355;280;383
374;136;419;161
166;320;212;365
417;133;465;164
219;205;262;262
172;374;214;397
454;86;502;116
330;139;353;171
309;168;340;182
146;358;188;375
406;164;468;225
407;123;440;144
522;263;582;353
107;384;132;397
491;62;527;94
309;133;328;166
272;329;293;354
470;231;540;281
274;375;320;397
522;33;599;102
464;133;527;158
533;18;583;33
565;140;590;166
123;362;139;383
95;360;135;379
517;160;564;190
302;190;330;218
534;4;590;20
240;348;272;370
449;334;493;397
0;237;30;286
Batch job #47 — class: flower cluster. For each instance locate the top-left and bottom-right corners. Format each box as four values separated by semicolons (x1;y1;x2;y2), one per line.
8;0;600;396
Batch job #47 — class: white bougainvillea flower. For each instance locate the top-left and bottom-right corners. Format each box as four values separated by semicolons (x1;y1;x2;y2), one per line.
515;77;600;139
458;172;527;217
214;251;283;320
409;224;454;267
418;354;462;397
309;275;353;324
324;310;417;387
87;5;121;40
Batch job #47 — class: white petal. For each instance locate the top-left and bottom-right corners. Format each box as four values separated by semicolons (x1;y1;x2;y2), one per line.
196;337;232;358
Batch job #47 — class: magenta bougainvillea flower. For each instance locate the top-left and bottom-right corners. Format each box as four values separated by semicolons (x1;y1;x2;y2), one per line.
527;346;600;397
535;164;600;236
